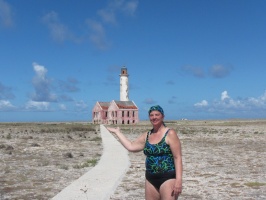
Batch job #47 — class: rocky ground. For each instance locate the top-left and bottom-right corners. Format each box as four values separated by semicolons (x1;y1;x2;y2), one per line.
0;120;266;200
110;120;266;200
0;122;102;200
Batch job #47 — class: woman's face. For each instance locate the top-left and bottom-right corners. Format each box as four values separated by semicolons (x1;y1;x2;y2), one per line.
149;110;164;126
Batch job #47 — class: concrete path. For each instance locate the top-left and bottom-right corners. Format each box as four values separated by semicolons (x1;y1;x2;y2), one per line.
52;125;130;200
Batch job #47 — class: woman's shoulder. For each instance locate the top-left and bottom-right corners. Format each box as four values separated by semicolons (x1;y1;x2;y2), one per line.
166;127;177;134
165;128;180;145
166;128;179;138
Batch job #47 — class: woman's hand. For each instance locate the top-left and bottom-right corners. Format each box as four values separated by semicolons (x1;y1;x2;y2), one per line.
106;127;120;135
171;182;182;197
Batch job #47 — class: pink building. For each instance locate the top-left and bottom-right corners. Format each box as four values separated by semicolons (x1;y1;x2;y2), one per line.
92;100;139;124
92;102;110;124
92;67;139;125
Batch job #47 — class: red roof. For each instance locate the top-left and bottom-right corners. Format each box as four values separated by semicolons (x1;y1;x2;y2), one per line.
114;101;138;109
98;102;110;110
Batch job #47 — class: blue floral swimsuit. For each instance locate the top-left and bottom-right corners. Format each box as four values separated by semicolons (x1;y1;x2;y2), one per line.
143;129;176;190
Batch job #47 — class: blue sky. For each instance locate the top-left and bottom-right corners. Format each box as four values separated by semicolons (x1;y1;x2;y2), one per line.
0;0;266;122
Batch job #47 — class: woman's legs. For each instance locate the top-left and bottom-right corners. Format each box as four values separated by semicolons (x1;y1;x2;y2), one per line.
145;179;160;200
159;179;178;200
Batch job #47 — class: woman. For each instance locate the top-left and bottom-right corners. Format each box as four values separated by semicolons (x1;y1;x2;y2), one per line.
107;105;182;200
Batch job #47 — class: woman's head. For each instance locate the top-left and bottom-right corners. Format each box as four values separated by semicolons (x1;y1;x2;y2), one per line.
148;105;166;127
148;105;164;116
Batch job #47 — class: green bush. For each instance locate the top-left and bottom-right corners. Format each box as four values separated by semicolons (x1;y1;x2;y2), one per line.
73;158;98;169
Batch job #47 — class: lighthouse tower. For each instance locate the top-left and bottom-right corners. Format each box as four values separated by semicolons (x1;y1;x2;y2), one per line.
120;67;129;101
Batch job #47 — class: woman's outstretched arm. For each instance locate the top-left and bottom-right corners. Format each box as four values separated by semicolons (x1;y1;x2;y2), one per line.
107;127;146;152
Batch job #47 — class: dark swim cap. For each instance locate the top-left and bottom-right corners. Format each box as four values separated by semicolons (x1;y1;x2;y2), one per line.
148;105;164;115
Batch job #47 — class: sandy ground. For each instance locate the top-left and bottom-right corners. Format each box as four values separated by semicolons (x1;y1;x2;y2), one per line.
0;123;102;200
1;120;266;200
109;120;266;200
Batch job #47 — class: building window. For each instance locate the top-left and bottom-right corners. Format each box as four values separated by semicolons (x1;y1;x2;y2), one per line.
132;111;134;117
127;111;130;117
122;111;124;117
106;112;107;117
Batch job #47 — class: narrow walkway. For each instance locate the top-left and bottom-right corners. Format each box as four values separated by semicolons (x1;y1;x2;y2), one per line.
52;125;130;200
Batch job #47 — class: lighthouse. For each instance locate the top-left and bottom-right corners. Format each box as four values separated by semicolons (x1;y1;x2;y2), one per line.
92;66;139;124
120;67;129;101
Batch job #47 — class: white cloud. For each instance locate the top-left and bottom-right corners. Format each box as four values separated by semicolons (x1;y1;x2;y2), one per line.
98;8;116;24
122;0;138;16
25;100;49;111
181;64;233;79
42;11;75;43
181;65;205;78
86;19;109;50
75;100;87;109
58;77;79;93
33;62;47;79
0;100;15;110
246;91;266;107
98;0;138;24
0;0;13;27
73;101;89;114
209;64;233;78
31;63;57;102
31;64;79;103
221;91;229;101
41;1;138;49
87;0;138;50
194;100;208;107
194;90;266;116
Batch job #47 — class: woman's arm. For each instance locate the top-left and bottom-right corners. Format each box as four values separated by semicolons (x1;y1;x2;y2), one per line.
167;129;183;195
106;127;146;152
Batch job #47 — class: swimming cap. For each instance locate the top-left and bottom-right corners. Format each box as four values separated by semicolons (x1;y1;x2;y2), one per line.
148;105;164;115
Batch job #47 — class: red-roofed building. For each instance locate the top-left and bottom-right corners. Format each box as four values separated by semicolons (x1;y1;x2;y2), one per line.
92;100;139;125
92;67;139;125
92;102;110;124
107;100;138;124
